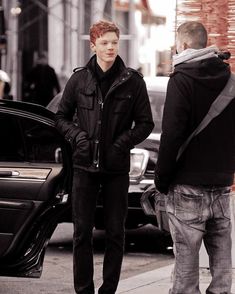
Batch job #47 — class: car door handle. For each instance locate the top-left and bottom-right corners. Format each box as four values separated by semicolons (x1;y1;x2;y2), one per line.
0;171;20;177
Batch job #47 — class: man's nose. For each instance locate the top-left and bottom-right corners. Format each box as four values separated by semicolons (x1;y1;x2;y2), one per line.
107;43;114;49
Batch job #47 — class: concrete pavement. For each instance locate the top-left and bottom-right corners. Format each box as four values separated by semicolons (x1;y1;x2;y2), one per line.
1;263;234;293
110;264;235;294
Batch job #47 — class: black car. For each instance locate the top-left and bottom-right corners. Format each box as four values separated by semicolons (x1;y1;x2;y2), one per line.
0;99;74;277
0;77;169;278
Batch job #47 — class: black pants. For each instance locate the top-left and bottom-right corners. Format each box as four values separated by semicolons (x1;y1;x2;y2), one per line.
72;169;129;294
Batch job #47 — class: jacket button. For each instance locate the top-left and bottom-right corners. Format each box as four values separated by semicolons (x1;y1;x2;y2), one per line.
95;139;99;144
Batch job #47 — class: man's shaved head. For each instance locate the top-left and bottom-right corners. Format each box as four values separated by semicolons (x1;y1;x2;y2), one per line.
176;21;207;53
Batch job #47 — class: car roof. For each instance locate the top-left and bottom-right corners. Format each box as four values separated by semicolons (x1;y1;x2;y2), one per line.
144;76;169;93
0;99;55;120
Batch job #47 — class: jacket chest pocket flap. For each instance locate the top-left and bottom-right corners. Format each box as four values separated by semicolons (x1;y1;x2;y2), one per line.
114;94;132;113
78;91;94;110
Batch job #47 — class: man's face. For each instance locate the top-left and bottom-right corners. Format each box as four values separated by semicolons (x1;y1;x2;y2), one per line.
91;32;119;69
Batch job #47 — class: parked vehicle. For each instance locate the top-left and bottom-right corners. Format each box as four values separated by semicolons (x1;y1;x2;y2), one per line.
0;100;72;277
0;76;169;277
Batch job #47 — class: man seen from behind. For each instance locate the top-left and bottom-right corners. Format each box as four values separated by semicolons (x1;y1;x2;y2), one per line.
155;21;235;294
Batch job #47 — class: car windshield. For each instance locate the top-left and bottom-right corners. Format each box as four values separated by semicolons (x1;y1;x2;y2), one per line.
148;90;166;133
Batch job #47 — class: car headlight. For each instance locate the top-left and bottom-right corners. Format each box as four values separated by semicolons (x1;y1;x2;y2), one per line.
129;148;149;183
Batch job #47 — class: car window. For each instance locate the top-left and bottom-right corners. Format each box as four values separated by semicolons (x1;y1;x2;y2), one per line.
148;91;166;133
0;113;62;164
21;118;62;163
0;115;25;161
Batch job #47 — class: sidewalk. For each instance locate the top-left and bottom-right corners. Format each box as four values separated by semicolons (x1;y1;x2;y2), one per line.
112;264;235;294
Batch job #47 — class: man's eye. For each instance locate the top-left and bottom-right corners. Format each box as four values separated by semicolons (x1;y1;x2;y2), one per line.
102;42;107;45
112;41;118;45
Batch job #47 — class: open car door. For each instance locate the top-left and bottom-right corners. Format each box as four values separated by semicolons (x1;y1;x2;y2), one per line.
0;101;72;278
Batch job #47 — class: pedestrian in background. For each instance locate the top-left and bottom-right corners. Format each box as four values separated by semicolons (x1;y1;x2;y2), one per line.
24;53;60;106
155;21;235;294
55;20;154;294
0;69;13;100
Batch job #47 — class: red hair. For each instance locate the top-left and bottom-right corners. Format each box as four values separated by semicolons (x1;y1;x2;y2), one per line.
90;20;120;44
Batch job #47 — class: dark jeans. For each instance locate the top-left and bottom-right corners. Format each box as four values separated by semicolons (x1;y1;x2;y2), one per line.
166;184;232;294
72;169;129;294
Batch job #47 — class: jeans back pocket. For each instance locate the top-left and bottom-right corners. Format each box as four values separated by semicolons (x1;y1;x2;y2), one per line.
173;185;203;224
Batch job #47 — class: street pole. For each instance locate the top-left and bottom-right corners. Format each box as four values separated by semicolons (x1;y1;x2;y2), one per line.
128;0;137;69
0;0;6;69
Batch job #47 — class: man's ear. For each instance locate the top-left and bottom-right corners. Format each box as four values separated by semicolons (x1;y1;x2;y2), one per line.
183;42;189;50
90;42;96;53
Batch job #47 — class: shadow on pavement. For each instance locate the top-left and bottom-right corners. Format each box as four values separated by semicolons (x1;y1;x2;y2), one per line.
49;223;173;255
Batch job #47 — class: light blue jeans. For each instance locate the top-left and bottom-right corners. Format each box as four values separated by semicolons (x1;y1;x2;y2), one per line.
166;184;232;294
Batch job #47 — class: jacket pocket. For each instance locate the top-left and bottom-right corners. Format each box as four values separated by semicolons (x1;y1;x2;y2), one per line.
113;94;132;113
78;91;94;109
105;145;130;171
72;136;92;166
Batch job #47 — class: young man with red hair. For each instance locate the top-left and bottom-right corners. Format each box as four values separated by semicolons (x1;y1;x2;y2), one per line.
56;20;153;294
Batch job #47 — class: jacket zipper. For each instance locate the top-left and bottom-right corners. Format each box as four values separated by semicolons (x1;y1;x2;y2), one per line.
96;72;132;169
93;87;103;168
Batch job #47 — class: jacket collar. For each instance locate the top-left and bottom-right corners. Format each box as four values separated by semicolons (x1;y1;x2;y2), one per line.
86;54;126;75
85;55;131;91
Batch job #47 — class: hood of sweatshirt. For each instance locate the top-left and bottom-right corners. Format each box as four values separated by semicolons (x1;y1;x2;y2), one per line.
172;45;231;91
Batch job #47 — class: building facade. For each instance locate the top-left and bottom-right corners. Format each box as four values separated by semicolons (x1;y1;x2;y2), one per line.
1;0;174;100
176;0;235;71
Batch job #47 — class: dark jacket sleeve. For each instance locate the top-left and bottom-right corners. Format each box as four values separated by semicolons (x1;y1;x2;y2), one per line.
154;75;191;194
55;74;87;146
114;76;154;151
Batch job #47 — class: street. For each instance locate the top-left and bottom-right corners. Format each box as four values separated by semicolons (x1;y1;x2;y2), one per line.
0;223;174;294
